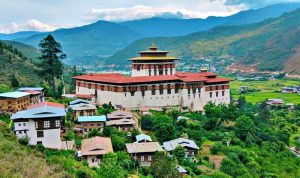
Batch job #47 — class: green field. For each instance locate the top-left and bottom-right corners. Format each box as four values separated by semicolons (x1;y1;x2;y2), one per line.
230;79;300;104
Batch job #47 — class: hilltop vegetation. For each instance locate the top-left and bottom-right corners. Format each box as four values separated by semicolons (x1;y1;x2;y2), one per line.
0;41;42;86
0;122;68;177
109;8;300;73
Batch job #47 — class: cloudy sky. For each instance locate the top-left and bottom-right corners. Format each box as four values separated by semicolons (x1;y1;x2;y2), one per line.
0;0;299;33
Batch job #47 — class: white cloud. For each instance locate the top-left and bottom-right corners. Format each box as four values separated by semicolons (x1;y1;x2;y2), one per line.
0;19;57;34
83;3;246;22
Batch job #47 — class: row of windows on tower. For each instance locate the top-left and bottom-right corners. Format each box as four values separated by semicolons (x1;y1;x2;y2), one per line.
210;91;225;98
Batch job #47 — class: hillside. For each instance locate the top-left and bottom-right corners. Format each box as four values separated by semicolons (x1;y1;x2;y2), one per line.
0;31;42;40
16;21;143;64
109;8;300;73
0;41;42;86
11;3;300;65
3;40;41;61
0;122;67;177
119;3;300;37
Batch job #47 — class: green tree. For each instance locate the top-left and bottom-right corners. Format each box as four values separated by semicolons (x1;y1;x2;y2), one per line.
38;34;66;97
10;73;19;90
155;123;175;142
234;115;255;140
173;145;186;163
150;152;180;178
88;128;100;138
98;153;127;178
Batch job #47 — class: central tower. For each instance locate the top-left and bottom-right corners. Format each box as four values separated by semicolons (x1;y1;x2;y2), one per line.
128;44;179;77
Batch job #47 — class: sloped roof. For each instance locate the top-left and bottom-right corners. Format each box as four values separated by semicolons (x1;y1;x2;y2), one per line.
73;72;230;85
81;137;113;156
69;103;96;111
11;102;66;120
136;134;152;143
78;115;107;122
18;87;44;91
0;91;30;99
163;138;199;151
106;118;135;126
69;99;91;105
107;110;133;119
126;142;163;153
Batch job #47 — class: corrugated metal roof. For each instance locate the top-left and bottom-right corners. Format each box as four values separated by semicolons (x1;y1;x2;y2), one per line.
69;103;96;111
136;134;152;143
126;142;163;153
0;91;30;98
18;87;44;91
78;115;107;122
69;99;90;105
163;138;199;151
11;102;66;120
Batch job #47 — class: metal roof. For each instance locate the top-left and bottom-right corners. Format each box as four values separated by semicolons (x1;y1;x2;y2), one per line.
78;115;107;122
163;138;199;151
69;99;91;105
126;142;163;153
69;103;96;111
136;134;152;143
0;91;30;98
18;87;44;91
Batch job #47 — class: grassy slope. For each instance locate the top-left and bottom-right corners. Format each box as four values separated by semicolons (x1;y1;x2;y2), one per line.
230;79;300;104
3;40;41;61
0;122;67;177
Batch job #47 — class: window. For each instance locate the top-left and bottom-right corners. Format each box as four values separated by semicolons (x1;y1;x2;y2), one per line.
222;91;225;96
167;84;171;94
159;85;164;95
36;121;43;129
210;86;213;91
23;123;26;126
92;159;95;163
101;85;104;91
55;120;60;127
148;156;152;161
175;84;179;93
222;85;225;90
44;121;50;128
198;88;201;93
130;91;135;96
88;84;91;89
122;86;127;92
37;131;44;138
141;156;145;161
210;92;213;98
18;123;21;126
114;87;118;92
37;141;42;145
19;131;22;134
216;92;219;97
152;85;156;95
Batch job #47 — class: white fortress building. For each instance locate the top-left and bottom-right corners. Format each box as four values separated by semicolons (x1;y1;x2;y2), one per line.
74;45;231;111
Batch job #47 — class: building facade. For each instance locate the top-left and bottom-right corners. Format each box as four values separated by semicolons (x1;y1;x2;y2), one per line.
77;116;106;133
0;92;30;113
74;45;231;111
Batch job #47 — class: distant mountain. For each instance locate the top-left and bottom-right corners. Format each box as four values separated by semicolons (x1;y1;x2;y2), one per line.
0;31;43;40
13;3;300;65
0;40;42;86
16;21;143;64
119;3;300;37
108;8;300;73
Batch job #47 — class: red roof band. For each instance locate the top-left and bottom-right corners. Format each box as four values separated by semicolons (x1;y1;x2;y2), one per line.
73;72;231;84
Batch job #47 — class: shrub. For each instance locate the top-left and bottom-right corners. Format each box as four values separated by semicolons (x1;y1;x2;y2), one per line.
18;137;29;145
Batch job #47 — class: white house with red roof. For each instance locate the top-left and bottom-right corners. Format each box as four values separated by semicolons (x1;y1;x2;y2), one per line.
73;45;231;111
11;102;66;149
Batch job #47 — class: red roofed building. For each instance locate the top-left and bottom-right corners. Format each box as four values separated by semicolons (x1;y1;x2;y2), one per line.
73;45;231;111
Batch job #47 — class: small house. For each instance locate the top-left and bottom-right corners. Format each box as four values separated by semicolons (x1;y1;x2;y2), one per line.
107;110;133;120
163;138;199;157
282;87;295;93
126;142;163;166
11;102;66;149
18;87;44;103
106;118;136;132
0;91;31;113
266;99;284;106
80;137;113;167
78;115;107;133
240;86;248;92
69;99;97;119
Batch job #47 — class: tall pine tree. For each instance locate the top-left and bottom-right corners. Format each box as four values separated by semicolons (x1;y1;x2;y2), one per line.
38;34;66;97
